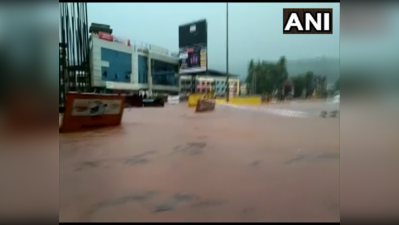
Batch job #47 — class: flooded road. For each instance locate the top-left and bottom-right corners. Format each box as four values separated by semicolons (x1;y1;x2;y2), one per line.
60;105;339;222
265;101;340;117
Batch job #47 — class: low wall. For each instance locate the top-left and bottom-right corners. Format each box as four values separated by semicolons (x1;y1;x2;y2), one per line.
215;98;226;104
215;96;262;106
188;93;204;107
230;96;262;106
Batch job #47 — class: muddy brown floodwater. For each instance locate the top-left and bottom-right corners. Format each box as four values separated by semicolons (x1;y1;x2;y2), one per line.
59;104;339;222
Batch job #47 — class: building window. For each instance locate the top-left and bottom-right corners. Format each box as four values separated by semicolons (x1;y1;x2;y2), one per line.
138;55;148;84
101;47;132;83
151;59;178;86
181;80;191;86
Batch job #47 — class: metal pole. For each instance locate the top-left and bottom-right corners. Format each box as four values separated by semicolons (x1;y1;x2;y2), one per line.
254;72;257;94
225;3;229;102
251;71;255;95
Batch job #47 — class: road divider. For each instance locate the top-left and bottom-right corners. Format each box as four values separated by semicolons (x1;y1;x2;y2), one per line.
195;99;216;113
188;93;204;107
229;96;262;106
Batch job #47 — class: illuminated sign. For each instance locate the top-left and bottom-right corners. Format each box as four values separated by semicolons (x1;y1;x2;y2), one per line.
178;45;207;74
178;20;208;74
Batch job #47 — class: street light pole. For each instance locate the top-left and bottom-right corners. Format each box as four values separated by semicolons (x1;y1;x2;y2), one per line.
225;3;230;103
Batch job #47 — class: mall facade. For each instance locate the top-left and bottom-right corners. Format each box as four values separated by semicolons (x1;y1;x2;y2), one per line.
90;31;180;95
85;23;244;98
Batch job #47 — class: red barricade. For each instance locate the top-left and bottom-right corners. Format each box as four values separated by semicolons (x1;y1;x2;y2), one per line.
195;99;215;113
60;93;125;133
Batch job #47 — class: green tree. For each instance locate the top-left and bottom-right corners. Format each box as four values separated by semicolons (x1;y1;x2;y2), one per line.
289;71;317;98
304;71;315;97
335;78;340;91
245;59;255;93
277;56;288;86
244;56;290;95
291;75;306;98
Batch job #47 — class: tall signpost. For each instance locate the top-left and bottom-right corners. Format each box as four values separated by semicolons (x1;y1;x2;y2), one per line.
178;20;208;94
226;3;230;102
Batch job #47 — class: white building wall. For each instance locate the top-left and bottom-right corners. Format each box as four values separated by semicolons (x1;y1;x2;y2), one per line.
90;36;179;92
90;36;134;88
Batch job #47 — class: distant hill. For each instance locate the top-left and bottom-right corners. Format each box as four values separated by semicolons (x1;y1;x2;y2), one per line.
230;57;340;83
286;57;340;82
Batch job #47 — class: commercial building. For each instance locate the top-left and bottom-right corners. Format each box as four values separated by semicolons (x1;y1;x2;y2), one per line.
240;83;248;95
89;23;243;97
89;31;179;94
179;70;240;96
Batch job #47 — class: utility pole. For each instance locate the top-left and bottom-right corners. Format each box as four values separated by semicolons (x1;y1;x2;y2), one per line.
252;61;257;95
252;72;254;95
254;72;257;95
225;3;230;102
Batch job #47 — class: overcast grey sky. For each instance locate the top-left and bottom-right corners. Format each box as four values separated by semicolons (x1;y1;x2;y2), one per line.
88;3;340;76
340;5;399;70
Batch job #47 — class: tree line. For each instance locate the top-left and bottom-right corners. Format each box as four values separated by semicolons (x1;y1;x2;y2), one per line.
245;56;339;98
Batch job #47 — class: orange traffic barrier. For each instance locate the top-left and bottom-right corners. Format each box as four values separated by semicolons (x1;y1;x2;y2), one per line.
60;92;125;133
195;99;215;113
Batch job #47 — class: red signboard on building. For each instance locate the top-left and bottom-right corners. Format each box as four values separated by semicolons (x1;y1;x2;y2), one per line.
98;32;114;42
